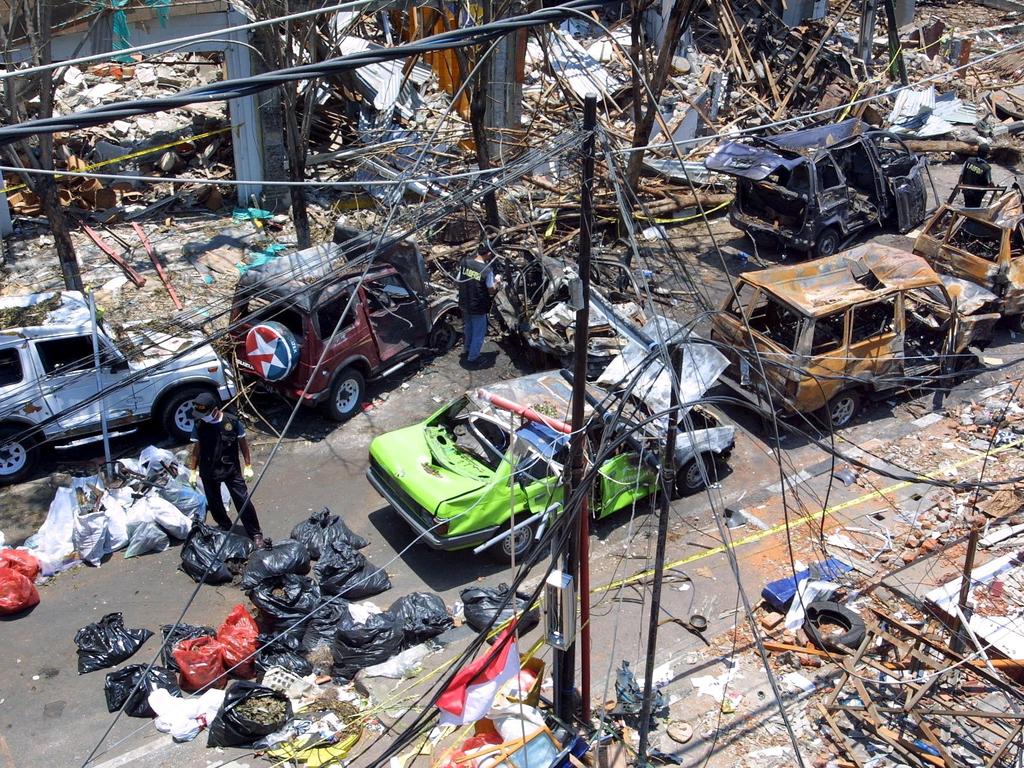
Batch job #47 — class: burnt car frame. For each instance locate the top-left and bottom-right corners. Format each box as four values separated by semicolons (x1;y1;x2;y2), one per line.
710;245;999;427
914;188;1024;332
706;119;927;257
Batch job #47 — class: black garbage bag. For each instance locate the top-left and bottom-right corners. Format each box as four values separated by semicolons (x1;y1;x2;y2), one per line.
301;600;349;652
207;681;293;748
160;623;216;672
76;613;154;674
460;584;540;634
104;664;181;717
316;540;391;599
248;574;321;643
254;634;313;678
180;523;254;585
389;593;453;644
290;507;369;559
239;539;311;591
331;606;404;679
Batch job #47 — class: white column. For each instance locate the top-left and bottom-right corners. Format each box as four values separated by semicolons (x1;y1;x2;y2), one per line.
224;8;263;206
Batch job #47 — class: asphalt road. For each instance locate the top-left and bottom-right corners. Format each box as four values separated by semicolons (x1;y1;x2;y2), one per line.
3;157;1023;768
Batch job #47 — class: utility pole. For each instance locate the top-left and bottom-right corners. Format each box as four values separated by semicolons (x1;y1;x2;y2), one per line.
553;94;597;725
637;345;683;765
952;520;983;655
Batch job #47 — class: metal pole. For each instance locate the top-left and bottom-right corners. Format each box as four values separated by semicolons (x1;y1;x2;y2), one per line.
952;521;982;654
553;94;597;725
637;345;683;765
882;0;908;86
577;94;597;725
88;291;112;470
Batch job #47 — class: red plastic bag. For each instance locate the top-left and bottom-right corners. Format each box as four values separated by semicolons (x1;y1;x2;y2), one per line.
0;566;39;615
171;636;225;691
217;604;259;679
0;549;40;581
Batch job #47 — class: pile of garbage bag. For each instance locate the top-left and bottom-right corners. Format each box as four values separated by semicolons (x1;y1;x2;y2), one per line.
22;446;210;575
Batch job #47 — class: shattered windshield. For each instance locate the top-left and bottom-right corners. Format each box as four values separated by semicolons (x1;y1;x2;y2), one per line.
727;283;803;351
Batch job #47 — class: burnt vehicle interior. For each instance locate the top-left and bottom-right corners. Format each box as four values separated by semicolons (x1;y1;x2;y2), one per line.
726;283;803;351
739;163;810;230
948;217;1006;260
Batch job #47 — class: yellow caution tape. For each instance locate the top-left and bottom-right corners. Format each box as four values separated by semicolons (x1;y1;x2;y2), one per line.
0;125;232;195
592;435;1024;595
633;200;730;224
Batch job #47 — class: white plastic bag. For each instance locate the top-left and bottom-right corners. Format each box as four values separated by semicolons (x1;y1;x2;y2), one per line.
149;687;225;742
25;487;77;558
123;494;191;540
139;446;178;476
360;643;430;679
103;496;129;551
124;521;170;558
73;509;110;566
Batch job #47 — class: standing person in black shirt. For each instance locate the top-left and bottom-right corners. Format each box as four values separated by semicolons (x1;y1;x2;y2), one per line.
186;392;265;548
960;143;993;207
457;246;502;368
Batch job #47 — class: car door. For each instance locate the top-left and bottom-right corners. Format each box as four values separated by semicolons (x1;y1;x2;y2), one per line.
815;154;852;227
935;213;1004;294
33;335;137;434
364;273;429;361
314;285;374;371
845;299;902;390
796;310;849;412
0;341;54;432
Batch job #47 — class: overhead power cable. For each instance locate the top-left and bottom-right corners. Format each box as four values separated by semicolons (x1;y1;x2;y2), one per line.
0;0;617;145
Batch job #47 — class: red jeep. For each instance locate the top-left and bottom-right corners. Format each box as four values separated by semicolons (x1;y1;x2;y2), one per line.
230;227;459;420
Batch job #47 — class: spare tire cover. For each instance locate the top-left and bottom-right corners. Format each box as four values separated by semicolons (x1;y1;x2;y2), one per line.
245;322;300;382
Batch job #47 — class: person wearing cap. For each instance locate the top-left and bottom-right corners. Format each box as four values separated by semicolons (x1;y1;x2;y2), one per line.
457;243;502;368
185;392;265;549
960;143;993;207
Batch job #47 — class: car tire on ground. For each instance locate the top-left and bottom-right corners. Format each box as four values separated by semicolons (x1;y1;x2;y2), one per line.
0;425;39;485
817;389;861;429
428;316;459;353
814;227;841;258
160;385;216;443
487;516;537;564
675;454;713;497
326;368;365;422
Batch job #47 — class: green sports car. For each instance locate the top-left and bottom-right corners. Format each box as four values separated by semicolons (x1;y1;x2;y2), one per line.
366;368;735;562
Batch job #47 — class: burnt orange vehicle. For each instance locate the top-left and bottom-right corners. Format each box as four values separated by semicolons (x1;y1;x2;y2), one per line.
914;189;1024;331
710;245;999;427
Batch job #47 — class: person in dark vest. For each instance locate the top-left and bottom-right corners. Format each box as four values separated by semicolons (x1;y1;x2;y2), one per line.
457;247;502;367
186;392;265;548
960;143;993;207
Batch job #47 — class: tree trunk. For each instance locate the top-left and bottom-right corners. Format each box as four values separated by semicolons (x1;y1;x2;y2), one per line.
23;0;83;290
624;0;697;196
283;83;310;248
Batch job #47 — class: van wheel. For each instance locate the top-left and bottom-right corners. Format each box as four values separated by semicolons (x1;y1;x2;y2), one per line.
160;385;214;443
428;317;459;353
818;390;861;429
327;368;365;421
0;426;38;485
676;454;713;497
814;227;841;258
487;517;537;564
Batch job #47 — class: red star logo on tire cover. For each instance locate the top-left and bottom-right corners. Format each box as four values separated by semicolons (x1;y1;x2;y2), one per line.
245;324;298;381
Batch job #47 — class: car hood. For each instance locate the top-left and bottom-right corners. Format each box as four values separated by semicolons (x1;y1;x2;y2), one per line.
705;141;804;181
121;329;222;370
370;423;490;516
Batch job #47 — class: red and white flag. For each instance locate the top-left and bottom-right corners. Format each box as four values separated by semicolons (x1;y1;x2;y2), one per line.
436;626;520;725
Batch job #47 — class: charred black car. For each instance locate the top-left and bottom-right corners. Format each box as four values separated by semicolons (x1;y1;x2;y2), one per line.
706;119;927;258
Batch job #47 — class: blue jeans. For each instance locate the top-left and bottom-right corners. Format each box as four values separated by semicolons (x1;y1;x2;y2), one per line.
464;313;488;361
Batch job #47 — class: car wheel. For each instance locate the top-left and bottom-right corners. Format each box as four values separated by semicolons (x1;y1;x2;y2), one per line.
676;454;712;497
1014;314;1024;334
0;426;39;485
487;517;537;564
814;227;841;258
428;317;459;353
160;385;215;443
326;368;365;421
818;390;861;429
